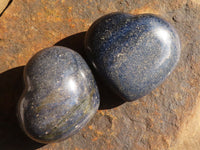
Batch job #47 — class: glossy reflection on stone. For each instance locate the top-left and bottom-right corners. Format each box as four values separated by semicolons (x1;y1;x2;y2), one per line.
17;46;100;143
85;12;181;101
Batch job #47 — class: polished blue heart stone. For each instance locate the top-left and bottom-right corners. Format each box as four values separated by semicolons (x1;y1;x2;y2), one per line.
85;13;181;101
17;46;100;143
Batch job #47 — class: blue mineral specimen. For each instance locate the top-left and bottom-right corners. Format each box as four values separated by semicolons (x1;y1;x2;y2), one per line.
18;46;100;143
85;13;181;101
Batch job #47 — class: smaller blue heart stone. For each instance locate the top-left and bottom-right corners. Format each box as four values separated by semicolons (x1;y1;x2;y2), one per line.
85;12;181;101
17;46;100;143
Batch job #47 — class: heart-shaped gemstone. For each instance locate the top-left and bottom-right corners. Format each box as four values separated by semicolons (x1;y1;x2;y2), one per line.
17;46;100;143
85;13;181;101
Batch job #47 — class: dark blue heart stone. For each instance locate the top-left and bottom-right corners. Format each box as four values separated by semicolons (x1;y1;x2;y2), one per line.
17;46;100;143
85;13;181;101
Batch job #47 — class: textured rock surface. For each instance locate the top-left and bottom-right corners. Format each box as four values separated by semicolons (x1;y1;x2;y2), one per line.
0;0;10;15
18;46;100;144
0;0;200;150
85;13;180;101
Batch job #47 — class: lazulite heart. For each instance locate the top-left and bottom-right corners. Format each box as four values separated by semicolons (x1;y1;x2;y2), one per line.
85;13;181;101
17;46;100;143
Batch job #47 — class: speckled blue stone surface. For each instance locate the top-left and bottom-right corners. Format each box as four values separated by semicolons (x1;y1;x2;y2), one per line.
85;12;181;101
17;46;100;143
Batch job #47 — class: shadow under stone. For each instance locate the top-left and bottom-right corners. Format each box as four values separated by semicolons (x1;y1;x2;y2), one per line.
0;66;45;150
